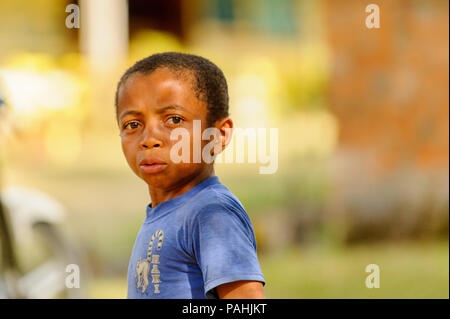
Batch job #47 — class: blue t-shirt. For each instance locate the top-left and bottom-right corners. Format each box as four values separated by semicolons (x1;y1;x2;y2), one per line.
126;176;265;299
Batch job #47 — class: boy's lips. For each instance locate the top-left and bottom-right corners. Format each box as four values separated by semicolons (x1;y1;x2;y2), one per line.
139;158;167;174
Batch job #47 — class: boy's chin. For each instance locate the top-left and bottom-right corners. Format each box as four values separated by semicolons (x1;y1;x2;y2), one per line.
140;172;185;191
140;174;170;188
139;166;206;190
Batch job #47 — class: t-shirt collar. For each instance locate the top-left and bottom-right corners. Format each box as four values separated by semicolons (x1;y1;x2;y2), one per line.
145;176;220;221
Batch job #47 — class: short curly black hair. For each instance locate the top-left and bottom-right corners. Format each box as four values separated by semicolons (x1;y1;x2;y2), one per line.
115;52;229;126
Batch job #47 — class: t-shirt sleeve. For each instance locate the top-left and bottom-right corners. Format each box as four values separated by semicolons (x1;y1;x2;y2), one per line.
191;203;265;299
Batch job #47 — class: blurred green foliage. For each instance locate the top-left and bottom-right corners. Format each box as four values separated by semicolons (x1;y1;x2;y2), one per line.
87;241;449;299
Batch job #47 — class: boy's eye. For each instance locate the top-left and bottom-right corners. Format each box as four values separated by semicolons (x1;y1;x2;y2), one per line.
123;121;141;130
167;116;184;125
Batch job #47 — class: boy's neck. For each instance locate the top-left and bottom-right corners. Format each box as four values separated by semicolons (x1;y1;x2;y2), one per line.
147;167;215;208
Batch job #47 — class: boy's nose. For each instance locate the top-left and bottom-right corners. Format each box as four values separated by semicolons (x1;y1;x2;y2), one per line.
141;134;162;149
140;123;163;149
142;142;160;149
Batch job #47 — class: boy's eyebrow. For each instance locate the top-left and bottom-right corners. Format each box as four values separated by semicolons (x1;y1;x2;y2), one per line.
119;110;143;121
119;104;192;121
156;104;192;114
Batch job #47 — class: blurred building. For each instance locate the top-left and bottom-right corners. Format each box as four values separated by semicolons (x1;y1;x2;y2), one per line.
323;0;449;242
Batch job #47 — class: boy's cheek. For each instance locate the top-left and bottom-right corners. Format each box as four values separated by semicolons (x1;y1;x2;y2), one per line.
123;151;138;173
120;136;135;154
120;142;138;170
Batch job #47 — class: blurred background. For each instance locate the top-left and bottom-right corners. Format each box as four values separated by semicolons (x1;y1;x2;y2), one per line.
0;0;448;298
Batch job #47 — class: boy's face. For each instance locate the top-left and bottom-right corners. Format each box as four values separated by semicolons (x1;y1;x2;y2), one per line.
117;67;213;190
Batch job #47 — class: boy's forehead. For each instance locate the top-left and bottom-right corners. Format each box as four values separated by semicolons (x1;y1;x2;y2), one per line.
118;68;205;114
122;68;188;96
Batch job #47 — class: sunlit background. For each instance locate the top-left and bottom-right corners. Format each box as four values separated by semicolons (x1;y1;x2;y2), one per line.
0;0;448;298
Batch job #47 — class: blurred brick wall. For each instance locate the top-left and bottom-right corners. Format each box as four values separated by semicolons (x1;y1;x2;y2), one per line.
322;0;449;242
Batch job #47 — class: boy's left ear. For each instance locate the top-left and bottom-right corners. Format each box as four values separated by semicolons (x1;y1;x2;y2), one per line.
215;117;233;151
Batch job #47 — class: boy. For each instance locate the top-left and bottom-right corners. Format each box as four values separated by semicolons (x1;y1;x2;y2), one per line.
115;52;265;299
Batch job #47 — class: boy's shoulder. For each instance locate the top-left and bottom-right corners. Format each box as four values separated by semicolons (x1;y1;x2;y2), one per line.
188;181;244;213
182;180;251;226
182;180;257;248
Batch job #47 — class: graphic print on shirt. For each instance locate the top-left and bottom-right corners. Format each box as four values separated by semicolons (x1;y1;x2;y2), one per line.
135;229;164;294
